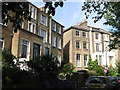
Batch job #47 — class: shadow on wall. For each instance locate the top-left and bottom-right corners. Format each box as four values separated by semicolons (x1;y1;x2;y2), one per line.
63;41;70;63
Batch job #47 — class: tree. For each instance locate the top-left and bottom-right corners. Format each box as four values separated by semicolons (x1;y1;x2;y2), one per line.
82;1;120;50
59;62;74;76
43;0;64;16
27;54;60;75
86;55;98;70
2;0;64;33
2;2;31;33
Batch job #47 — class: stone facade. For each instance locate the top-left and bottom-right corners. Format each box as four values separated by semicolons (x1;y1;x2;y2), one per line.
63;21;117;70
0;2;64;62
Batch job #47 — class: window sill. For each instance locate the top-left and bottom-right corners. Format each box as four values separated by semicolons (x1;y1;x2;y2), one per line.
76;66;81;68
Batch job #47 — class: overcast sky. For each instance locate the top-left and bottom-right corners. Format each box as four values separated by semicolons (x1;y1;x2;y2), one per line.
29;0;112;31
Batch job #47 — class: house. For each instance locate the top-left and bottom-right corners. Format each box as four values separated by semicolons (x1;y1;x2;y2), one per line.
0;2;64;63
63;21;117;70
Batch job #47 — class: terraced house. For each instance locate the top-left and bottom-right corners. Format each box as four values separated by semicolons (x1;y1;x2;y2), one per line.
0;2;64;63
63;21;117;70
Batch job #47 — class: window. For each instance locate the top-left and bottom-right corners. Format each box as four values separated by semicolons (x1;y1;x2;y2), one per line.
20;39;30;59
41;14;47;26
21;22;24;29
76;30;80;36
58;38;61;49
83;41;87;49
28;22;31;32
84;54;88;67
58;55;61;64
33;8;36;19
52;36;56;47
33;43;40;59
95;33;99;39
52;21;56;31
96;43;100;51
83;32;87;38
0;38;4;51
29;5;37;20
40;29;47;42
76;40;80;48
58;25;61;34
28;21;36;34
99;55;102;66
45;47;49;55
109;56;113;67
76;54;81;67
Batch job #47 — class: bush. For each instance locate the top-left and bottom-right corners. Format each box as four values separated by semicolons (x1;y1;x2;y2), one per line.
59;62;74;76
86;55;98;70
93;66;104;76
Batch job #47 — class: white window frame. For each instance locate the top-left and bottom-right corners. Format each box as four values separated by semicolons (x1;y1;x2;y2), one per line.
28;21;36;34
83;41;88;49
83;32;87;38
39;29;47;43
52;21;56;31
76;54;81;67
95;43;100;51
29;5;37;20
84;54;88;67
95;33;99;39
76;30;80;37
40;14;47;26
20;39;30;60
52;36;56;47
58;25;61;34
57;38;61;49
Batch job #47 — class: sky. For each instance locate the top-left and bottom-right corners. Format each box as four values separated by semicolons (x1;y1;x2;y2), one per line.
29;0;112;31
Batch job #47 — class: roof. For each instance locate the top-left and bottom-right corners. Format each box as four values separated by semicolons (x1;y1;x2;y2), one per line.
88;26;110;34
63;25;89;33
64;22;110;34
52;19;64;28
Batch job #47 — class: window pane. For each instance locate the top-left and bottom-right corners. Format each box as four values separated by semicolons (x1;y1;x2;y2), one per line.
95;33;99;39
83;32;87;37
21;44;27;58
21;39;29;59
76;54;81;67
76;40;80;48
45;47;49;54
84;54;87;66
40;29;47;42
58;38;61;49
58;25;61;34
83;41;87;49
52;21;56;31
52;36;56;47
41;15;47;25
76;30;80;36
0;38;3;51
33;43;40;59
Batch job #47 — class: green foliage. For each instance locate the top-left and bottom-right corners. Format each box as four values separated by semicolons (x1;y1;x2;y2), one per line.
82;2;120;50
108;67;117;76
93;66;104;76
86;55;98;70
27;54;60;75
59;62;74;76
116;61;120;74
44;1;64;16
2;49;16;67
2;2;30;32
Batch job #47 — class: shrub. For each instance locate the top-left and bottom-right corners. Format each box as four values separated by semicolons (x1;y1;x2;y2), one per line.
93;66;104;76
